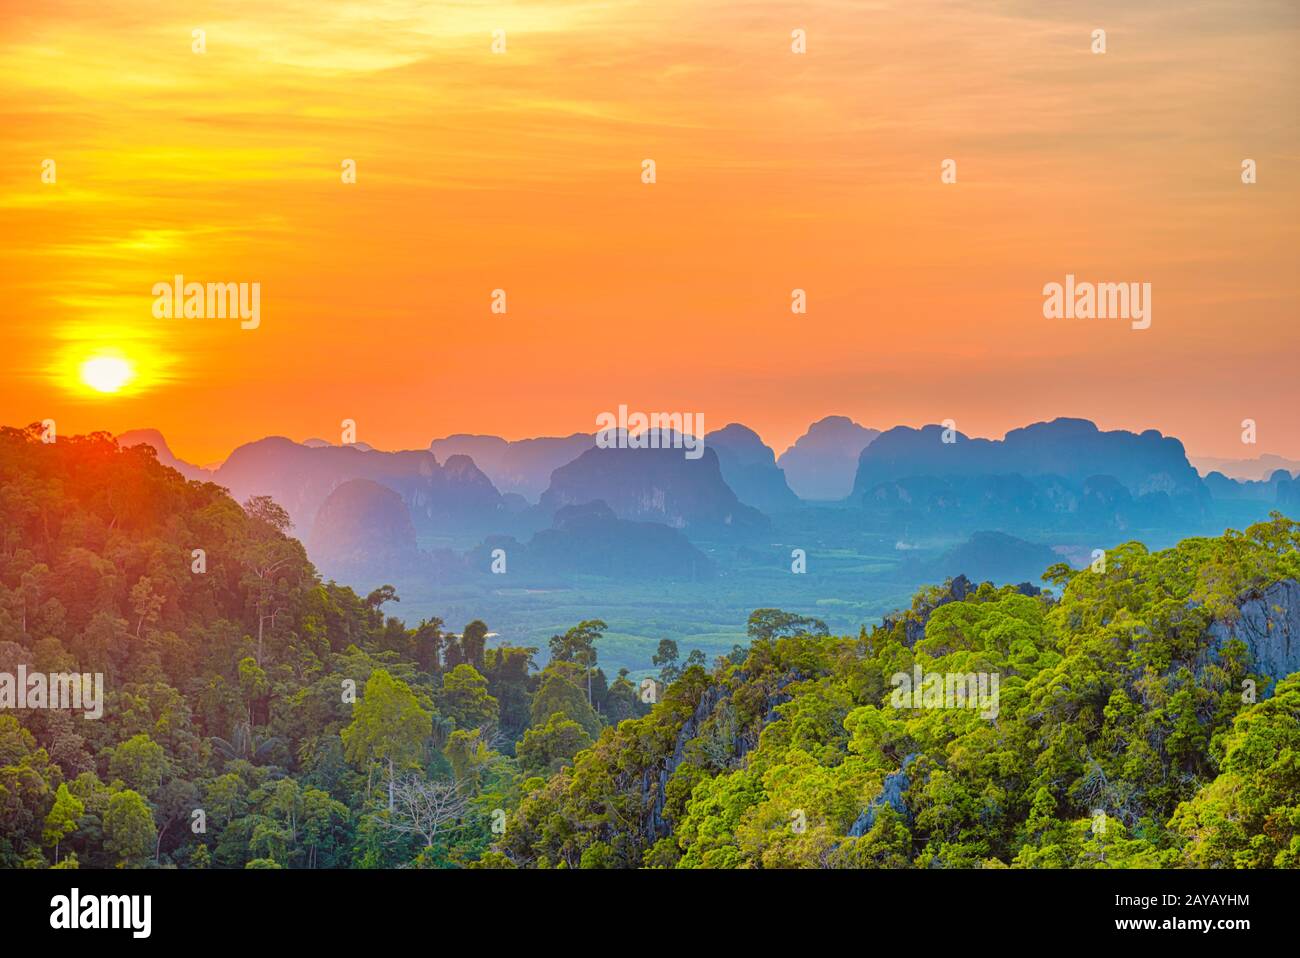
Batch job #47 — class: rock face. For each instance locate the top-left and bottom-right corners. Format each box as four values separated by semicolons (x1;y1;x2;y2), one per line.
848;754;917;837
643;683;729;844
705;423;800;514
429;432;595;502
539;438;768;536
307;478;419;580
641;675;797;845
880;574;1045;648
777;415;880;501
882;574;976;647
1207;579;1300;684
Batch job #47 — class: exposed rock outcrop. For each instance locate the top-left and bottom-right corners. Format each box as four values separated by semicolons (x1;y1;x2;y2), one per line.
848;753;917;837
882;574;974;647
641;674;800;845
1207;579;1300;684
642;682;728;844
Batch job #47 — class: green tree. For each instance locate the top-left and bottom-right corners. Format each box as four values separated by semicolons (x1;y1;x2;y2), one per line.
446;729;495;791
530;666;601;739
103;790;155;868
746;608;829;642
300;787;350;869
341;669;433;810
128;576;164;637
517;713;592;778
1172;674;1300;867
603;669;640;723
483;645;537;742
460;619;490;673
413;617;448;677
108;733;166;798
239;496;307;664
436;664;499;732
365;585;399;611
42;782;84;865
653;639;680;686
548;619;607;704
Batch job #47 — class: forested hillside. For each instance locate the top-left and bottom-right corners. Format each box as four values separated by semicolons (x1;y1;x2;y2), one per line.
490;521;1300;869
0;426;645;868
1;425;1297;869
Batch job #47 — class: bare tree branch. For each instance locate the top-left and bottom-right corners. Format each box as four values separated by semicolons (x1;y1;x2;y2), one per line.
379;776;473;849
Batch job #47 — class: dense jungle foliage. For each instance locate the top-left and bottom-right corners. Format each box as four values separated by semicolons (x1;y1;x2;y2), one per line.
2;426;1297;869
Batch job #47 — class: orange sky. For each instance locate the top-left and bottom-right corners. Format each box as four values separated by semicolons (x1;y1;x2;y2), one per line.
1;0;1297;465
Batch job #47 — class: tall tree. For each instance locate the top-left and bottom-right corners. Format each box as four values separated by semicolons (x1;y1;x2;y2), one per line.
103;790;155;868
435;664;499;732
341;669;433;811
460;619;490;673
548;620;607;704
239;496;306;664
42;783;84;865
653;638;680;685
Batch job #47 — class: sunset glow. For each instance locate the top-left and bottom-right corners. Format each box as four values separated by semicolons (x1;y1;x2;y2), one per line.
2;0;1298;895
0;0;1296;462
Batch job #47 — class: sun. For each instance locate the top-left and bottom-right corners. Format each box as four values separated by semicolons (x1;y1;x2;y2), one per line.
79;354;135;394
52;338;167;398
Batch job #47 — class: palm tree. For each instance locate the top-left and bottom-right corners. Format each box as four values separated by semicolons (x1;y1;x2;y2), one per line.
211;721;283;764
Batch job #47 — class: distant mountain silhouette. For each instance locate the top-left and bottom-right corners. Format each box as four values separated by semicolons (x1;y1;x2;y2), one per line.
1202;468;1298;503
470;500;714;581
919;531;1059;585
116;429;213;482
539;430;768;535
862;469;1204;535
1277;476;1300;513
1193;453;1300;482
429;432;594;502
853;418;1204;498
308;478;419;580
214;437;505;536
850;419;1212;534
706;423;800;514
778;416;880;500
119;420;1294;558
